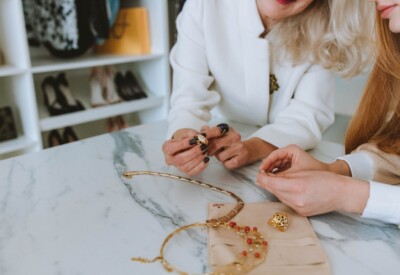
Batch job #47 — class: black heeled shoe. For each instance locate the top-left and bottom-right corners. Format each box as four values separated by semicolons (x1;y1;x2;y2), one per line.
63;127;79;143
56;73;85;113
114;72;135;101
48;130;63;147
42;76;70;116
125;71;147;99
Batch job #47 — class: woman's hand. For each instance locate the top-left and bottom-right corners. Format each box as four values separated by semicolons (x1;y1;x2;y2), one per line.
256;170;370;216
202;125;277;170
203;126;248;169
162;128;209;176
259;144;352;176
259;144;330;174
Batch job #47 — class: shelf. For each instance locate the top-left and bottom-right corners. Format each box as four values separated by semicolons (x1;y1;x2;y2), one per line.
0;65;27;77
31;52;164;74
0;0;170;160
0;136;37;155
39;95;165;131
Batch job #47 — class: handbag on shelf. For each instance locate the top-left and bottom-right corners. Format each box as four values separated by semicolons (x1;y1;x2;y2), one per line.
0;106;18;142
95;7;151;55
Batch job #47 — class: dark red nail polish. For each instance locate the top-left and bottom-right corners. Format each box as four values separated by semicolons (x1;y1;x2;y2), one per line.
189;138;197;145
203;157;210;163
200;144;207;151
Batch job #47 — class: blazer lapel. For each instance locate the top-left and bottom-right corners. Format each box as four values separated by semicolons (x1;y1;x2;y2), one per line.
238;0;270;126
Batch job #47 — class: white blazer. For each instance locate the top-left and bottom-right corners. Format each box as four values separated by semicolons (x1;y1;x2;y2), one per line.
168;0;335;149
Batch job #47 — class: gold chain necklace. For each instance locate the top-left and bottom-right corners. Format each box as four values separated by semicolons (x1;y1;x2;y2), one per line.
123;171;268;275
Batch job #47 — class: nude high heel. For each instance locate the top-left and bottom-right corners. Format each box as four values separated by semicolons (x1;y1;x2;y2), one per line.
115;115;128;129
90;67;108;107
104;66;121;104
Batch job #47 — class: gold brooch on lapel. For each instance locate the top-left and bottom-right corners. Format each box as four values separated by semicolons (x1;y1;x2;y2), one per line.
269;74;279;94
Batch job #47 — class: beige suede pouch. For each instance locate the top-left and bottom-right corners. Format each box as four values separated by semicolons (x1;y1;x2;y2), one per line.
208;202;331;275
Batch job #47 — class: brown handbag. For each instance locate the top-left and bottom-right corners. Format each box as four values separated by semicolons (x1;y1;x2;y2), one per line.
95;7;151;55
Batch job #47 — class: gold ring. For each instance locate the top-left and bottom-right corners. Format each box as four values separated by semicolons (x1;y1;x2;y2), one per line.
216;123;229;136
195;134;208;145
268;212;289;232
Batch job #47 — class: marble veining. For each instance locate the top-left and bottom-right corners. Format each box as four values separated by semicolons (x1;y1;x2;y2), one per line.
0;120;399;275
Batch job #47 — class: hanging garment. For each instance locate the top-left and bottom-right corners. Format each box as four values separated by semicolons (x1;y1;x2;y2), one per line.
22;0;118;58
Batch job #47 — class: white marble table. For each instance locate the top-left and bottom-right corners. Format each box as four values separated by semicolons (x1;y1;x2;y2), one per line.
0;121;399;275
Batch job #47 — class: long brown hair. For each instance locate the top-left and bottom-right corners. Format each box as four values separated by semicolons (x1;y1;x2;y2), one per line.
345;13;400;155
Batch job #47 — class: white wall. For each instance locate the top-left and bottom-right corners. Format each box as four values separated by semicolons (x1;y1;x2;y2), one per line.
335;73;369;116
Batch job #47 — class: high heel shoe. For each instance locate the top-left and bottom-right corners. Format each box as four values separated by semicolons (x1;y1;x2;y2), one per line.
104;66;121;104
56;73;85;112
48;130;63;147
114;72;135;101
63;127;79;143
115;115;128;130
105;115;128;132
90;67;108;107
125;71;147;99
106;117;119;132
42;76;70;116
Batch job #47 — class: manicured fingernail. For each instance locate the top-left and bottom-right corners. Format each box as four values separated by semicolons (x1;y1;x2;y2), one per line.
202;150;208;155
201;133;207;137
200;144;207;151
189;138;197;145
203;157;210;163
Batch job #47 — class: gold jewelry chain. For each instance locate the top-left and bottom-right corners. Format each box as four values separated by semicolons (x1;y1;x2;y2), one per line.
123;171;268;275
123;171;244;226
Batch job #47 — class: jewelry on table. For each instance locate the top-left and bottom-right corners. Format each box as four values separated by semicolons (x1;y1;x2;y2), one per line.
123;171;268;275
216;123;229;136
268;212;289;232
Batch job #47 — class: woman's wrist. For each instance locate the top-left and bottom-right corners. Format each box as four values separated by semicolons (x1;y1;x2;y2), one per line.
244;138;277;164
339;176;370;215
328;160;352;176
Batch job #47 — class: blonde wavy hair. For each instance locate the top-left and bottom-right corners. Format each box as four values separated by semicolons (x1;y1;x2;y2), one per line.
269;0;374;78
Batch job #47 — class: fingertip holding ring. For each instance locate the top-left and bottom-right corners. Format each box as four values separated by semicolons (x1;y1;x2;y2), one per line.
217;123;229;136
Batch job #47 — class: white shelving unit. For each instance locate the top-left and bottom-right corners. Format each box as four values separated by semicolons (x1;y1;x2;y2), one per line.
0;0;171;160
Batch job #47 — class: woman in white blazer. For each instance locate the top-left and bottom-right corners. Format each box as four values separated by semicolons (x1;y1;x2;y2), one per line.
163;0;372;176
257;0;400;226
